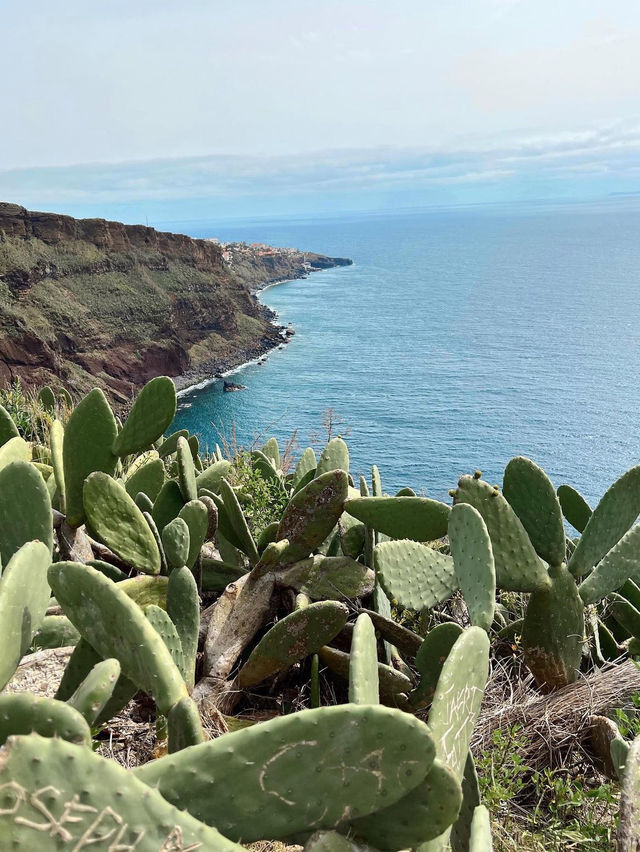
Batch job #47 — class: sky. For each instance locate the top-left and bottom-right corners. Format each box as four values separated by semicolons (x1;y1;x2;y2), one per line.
1;0;640;223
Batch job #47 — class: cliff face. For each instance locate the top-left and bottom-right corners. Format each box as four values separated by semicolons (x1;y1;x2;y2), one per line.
0;203;351;403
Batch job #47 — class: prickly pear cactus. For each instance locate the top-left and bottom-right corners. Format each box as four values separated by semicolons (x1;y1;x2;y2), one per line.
578;523;640;604
84;472;161;575
453;474;549;592
409;622;463;710
349;613;379;704
237;601;349;687
618;733;640;851
448;503;495;631
568;464;640;578
277;470;349;564
0;734;243;851
112;375;177;457
374;540;458;611
63;388;118;527
66;658;121;725
178;499;209;569
177;435;198;502
502;456;566;566
319;645;412;699
557;483;592;533
0;693;91;746
316;437;350;476
167;565;199;689
344;496;450;541
124;456;164;502
0;541;52;690
0;461;53;563
161;516;191;571
521;563;584;690
48;562;187;715
276;555;375;600
134;704;437;843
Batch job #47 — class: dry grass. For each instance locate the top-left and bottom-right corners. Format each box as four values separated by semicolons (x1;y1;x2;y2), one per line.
473;654;640;771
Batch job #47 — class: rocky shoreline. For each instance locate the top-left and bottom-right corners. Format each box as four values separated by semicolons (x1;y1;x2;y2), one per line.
0;202;352;406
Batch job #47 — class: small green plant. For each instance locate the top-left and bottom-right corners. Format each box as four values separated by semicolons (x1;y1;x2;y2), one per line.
613;692;640;739
230;449;288;538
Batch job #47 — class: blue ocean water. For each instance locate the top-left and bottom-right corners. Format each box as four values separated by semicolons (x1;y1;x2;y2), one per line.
171;199;640;503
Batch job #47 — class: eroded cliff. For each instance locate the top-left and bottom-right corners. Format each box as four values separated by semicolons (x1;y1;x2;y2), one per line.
0;203;351;403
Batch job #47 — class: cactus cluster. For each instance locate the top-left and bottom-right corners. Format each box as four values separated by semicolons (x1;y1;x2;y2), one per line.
3;374;640;847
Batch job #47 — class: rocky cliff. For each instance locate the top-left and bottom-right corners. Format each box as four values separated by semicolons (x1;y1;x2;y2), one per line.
0;203;351;404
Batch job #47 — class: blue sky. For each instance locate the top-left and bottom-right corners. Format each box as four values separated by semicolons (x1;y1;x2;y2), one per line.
1;1;640;222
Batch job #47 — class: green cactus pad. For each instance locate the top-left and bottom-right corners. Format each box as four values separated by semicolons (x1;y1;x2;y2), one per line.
49;418;65;506
84;472;161;575
319;645;412;698
55;638;138;726
115;574;169;609
469;805;492;851
522;563;584;690
277;470;349;564
449;503;496;631
0;541;51;690
238;601;349;687
0;460;53;563
145;604;184;675
276;555;375;600
374;540;458;611
304;832;369;851
32;615;80;650
0;694;90;746
135;490;154;513
349;613;379;704
202;559;247;592
158;428;189;457
219;478;259;564
356;608;422;658
372;465;383;496
48;562;188;715
453;474;549;592
609;592;640;638
428;627;490;781
167;566;199;689
63;388;118;527
409;622;463;710
450;752;481;852
161;516;191;571
568;464;640;578
557;483;592;533
0;435;31;471
178;499;209;568
261;436;281;467
316;437;350;476
578;523;640;604
66;658;121;725
195;458;232;495
503;456;566;566
351;759;462;850
152;479;185;532
167;696;206;754
0;734;244;851
112;375;177;457
341;521;366;559
124;457;164;502
0;404;18;447
38;385;56;409
177;435;198;502
293;446;317;490
611;736;630;782
134;704;436;843
345;496;450;542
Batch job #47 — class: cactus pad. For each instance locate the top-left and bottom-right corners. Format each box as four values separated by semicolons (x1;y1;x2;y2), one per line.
557;483;592;533
578;523;640;604
161;516;190;571
453;474;549;592
344;496;450;542
113;375;177;457
238;601;349;687
0;734;243;851
349;613;379;704
84;472;161;575
276;555;375;600
134;704;436;842
277;470;349;563
503;456;565;566
448;503;495;631
319;645;412;698
374;540;458;611
0;541;51;690
48;562;187;715
569;464;640;578
66;658;121;725
316;437;350;476
409;622;463;710
0;694;90;747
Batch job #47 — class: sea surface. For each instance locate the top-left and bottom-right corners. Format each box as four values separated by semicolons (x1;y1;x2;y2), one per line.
170;198;640;504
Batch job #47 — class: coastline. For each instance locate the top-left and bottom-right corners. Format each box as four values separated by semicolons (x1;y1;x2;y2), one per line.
175;263;352;398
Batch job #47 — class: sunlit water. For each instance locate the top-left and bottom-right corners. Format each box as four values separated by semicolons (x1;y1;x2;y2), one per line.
171;199;640;503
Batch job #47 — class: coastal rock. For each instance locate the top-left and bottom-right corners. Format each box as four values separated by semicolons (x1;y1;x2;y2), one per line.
223;380;247;392
0;202;352;406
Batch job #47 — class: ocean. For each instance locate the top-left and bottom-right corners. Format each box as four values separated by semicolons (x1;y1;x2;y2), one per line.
170;198;640;504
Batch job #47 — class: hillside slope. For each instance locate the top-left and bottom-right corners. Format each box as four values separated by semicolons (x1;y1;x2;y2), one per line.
0;203;351;403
